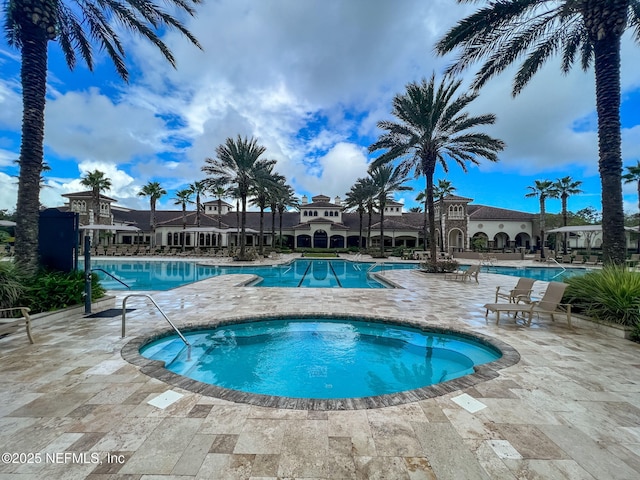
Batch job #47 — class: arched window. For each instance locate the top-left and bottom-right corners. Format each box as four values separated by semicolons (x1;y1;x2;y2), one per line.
324;211;329;216
314;211;318;217
303;211;308;216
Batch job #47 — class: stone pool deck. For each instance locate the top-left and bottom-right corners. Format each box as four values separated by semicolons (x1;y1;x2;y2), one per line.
1;257;639;479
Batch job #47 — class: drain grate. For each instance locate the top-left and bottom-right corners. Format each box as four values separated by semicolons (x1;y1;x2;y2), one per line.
85;308;135;318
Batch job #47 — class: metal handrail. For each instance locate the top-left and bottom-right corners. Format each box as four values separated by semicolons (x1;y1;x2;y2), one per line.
92;268;131;289
121;294;191;359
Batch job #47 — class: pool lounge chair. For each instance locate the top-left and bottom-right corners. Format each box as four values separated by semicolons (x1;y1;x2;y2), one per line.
484;281;571;327
494;277;536;303
444;264;480;283
0;307;34;344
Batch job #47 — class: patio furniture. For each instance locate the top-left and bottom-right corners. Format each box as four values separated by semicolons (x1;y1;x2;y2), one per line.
494;277;536;303
584;255;601;266
444;264;480;283
0;307;34;344
484;281;571;327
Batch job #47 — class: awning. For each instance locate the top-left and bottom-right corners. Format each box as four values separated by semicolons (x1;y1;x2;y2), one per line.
547;225;636;233
79;224;141;232
0;220;16;227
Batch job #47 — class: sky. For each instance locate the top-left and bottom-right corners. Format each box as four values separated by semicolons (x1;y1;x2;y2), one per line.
1;0;640;218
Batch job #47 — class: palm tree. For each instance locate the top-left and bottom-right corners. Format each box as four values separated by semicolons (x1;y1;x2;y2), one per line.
210;184;228;229
369;74;504;265
202;136;276;260
7;0;202;271
275;184;298;249
138;181;166;249
554;176;583;254
250;167;282;256
434;179;457;252
368;165;412;257
526;180;559;259
173;189;193;252
623;161;640;252
344;181;371;250
415;189;429;248
189;181;208;228
435;1;640;265
80;170;111;246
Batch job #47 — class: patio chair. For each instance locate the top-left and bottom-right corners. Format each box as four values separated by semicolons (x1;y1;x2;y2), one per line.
484;281;571;327
494;277;536;303
0;307;34;344
584;255;600;266
444;264;480;283
572;254;585;264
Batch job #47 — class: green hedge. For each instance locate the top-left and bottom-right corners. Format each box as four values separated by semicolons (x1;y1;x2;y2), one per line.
564;266;640;329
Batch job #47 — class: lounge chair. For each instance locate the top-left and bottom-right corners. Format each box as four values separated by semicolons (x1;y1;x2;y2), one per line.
572;254;585;264
584;255;600;266
484;281;571;327
444;264;480;283
0;307;34;344
494;277;536;303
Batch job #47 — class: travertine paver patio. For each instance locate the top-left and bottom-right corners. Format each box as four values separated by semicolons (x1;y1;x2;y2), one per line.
1;256;639;479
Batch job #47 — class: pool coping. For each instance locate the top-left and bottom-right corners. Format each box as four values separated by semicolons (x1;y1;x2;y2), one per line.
121;313;520;410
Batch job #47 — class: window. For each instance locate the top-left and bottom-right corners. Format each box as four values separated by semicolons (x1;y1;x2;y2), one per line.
303;211;308;216
324;211;328;216
314;211;318;217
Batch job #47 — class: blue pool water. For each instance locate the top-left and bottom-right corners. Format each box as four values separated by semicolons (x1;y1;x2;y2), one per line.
92;259;417;290
140;318;502;399
478;265;588;281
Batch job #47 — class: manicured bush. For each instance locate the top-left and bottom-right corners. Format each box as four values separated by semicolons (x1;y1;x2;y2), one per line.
564;266;640;327
419;260;459;273
22;270;105;314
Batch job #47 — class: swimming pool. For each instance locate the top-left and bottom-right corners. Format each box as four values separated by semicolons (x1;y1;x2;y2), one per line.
92;258;418;290
479;265;588;281
139;317;503;400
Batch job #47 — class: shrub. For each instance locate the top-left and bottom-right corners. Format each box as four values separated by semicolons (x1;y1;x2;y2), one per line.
0;261;26;313
22;270;105;314
419;260;459;273
564;266;640;327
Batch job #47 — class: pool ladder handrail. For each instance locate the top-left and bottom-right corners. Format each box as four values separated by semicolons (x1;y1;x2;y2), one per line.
546;256;567;279
92;268;131;289
121;294;191;359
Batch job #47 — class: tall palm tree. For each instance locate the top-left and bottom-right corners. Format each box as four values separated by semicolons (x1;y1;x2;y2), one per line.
173;189;193;252
434;179;457;252
275;184;298;249
436;0;640;265
368;165;412;257
526;180;559;259
6;0;202;272
202;136;276;260
138;181;166;249
623;161;640;252
554;176;583;254
369;74;504;265
209;184;228;229
189;181;208;228
80;170;111;246
344;181;371;250
250;167;282;256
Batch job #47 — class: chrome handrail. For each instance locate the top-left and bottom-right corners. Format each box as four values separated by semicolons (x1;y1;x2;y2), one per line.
121;294;191;359
92;268;131;289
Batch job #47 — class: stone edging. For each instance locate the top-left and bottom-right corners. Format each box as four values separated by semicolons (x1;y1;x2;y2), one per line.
121;313;520;410
30;295;116;325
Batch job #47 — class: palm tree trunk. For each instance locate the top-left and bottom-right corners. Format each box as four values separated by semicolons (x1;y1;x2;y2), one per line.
379;197;385;257
423;159;437;265
258;208;265;256
150;199;156;249
240;195;247;259
562;195;568;254
15;27;48;271
593;18;626;265
539;198;546;259
279;211;283;248
358;210;363;249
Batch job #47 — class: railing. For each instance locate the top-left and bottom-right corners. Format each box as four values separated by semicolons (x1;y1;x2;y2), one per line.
545;256;567;279
92;268;131;289
121;294;191;359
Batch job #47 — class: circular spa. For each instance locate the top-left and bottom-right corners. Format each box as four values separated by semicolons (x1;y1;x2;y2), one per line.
130;316;519;409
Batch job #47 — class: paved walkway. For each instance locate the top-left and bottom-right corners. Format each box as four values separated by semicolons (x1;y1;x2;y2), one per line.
1;257;639;479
